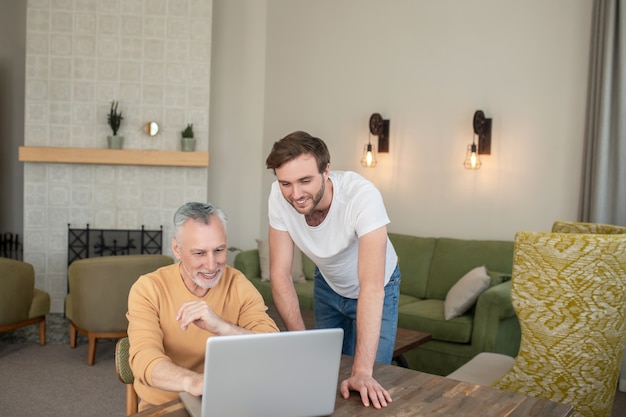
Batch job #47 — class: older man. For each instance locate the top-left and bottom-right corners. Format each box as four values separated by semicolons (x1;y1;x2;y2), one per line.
127;202;278;410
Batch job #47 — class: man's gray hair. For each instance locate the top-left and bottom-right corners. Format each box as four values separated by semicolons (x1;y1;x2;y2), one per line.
173;202;228;239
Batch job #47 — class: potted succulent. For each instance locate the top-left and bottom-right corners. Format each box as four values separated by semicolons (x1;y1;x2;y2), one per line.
107;100;124;149
181;123;196;152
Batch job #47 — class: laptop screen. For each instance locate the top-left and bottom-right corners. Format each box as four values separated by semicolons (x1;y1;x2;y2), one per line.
180;328;344;417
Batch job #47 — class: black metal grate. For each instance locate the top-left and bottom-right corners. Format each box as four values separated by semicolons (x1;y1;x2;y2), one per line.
0;232;23;260
67;224;163;266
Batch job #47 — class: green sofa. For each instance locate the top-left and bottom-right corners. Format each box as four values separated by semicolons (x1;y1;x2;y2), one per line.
234;232;521;376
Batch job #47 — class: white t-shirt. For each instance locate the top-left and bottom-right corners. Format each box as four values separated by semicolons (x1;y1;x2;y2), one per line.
268;171;398;298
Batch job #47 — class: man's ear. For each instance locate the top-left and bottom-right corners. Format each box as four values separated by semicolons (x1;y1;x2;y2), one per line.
171;237;181;260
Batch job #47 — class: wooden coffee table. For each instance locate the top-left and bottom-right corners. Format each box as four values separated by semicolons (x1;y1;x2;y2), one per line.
266;304;431;368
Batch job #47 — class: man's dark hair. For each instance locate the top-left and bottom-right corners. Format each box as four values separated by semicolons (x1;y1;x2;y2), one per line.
265;131;330;174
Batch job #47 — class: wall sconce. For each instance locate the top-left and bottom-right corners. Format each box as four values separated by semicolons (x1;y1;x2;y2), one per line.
463;110;492;170
361;113;390;167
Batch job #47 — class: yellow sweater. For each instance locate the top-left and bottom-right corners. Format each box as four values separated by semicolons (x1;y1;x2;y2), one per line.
127;262;278;409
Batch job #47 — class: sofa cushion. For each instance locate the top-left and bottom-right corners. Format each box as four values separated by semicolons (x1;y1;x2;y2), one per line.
444;266;490;320
487;270;511;286
388;233;437;299
256;239;305;283
426;238;514;300
398;299;473;343
398;293;421;307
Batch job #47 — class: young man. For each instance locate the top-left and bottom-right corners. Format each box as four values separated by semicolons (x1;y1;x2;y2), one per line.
266;131;400;409
126;202;278;410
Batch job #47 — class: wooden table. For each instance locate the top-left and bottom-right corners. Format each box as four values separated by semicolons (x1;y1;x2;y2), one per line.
131;355;573;417
266;304;431;367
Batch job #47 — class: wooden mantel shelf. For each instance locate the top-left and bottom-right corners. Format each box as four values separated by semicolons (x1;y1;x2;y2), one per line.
18;146;209;167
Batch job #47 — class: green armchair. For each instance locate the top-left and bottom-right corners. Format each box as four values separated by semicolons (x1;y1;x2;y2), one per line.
0;257;51;345
65;254;174;365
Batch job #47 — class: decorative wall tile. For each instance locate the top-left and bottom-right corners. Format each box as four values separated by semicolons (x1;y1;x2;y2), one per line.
47;207;70;231
123;0;144;16
119;37;143;59
50;34;72;55
75;13;97;34
48;164;70;184
71;125;96;147
49;79;71;101
25;102;48;124
51;11;73;32
49;126;71;146
26;80;48;100
73;57;96;80
24;183;48;207
189;40;210;62
189;0;211;17
119;83;141;103
145;0;168;16
75;0;98;12
73;81;95;101
28;9;50;32
142;84;164;105
98;36;119;58
49;57;72;79
51;0;73;11
97;59;119;80
49;102;72;124
24;124;49;146
25;207;47;228
120;62;141;81
27;33;49;54
164;85;187;107
143;16;167;38
143;61;165;83
189;18;210;40
71;186;93;206
188;86;209;107
97;14;121;35
48;186;70;206
69;208;94;226
28;0;51;10
26;55;49;79
166;17;188;39
117;209;139;228
166;40;188;61
164;107;185;126
95;82;118;101
167;0;190;17
166;63;186;84
144;39;165;60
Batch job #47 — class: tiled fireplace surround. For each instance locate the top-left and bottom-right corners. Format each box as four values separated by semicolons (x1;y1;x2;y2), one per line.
23;0;212;312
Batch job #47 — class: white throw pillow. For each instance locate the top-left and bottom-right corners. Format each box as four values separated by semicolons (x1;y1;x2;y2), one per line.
256;239;306;283
444;265;490;320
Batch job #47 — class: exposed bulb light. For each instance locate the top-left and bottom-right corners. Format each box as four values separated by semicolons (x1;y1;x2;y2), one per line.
463;140;481;170
361;141;377;167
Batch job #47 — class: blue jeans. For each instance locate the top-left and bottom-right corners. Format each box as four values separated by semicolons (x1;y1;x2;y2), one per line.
313;264;400;364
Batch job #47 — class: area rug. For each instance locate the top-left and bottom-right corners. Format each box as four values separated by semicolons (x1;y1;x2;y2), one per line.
0;313;91;344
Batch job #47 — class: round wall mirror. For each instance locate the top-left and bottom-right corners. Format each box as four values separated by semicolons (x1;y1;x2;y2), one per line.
144;122;160;136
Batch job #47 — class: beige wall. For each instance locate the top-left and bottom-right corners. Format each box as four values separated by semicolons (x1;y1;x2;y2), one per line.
209;0;593;249
5;0;593;312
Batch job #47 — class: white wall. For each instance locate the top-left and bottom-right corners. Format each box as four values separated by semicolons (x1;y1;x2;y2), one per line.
209;0;592;250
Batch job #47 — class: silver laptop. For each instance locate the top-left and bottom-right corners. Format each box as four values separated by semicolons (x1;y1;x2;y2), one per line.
179;328;344;417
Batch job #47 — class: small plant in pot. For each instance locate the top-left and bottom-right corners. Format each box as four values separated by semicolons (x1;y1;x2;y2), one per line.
181;123;196;152
107;100;124;149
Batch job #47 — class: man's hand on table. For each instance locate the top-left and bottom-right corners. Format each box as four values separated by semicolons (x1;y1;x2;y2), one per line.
339;373;392;409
